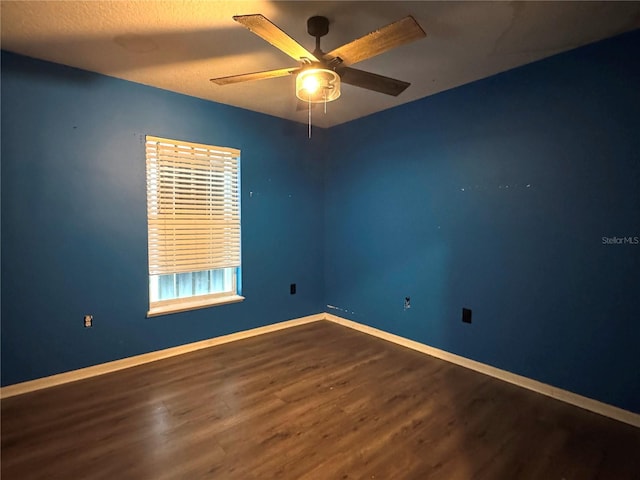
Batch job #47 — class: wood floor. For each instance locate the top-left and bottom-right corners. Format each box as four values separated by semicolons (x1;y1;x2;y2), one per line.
2;321;639;479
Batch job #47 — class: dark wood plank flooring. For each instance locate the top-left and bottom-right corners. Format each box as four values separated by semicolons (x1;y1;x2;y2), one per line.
2;321;639;479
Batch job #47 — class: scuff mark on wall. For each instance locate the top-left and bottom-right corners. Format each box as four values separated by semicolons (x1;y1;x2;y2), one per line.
327;304;356;315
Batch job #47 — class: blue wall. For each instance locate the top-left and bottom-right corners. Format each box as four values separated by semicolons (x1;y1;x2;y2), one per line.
324;30;640;413
2;30;639;414
1;52;325;386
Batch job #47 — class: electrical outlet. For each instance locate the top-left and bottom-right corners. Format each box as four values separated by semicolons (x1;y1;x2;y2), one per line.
290;283;296;295
404;297;411;310
84;315;93;328
462;308;472;324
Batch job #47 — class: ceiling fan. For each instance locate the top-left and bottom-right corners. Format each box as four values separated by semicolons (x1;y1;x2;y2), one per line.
210;14;427;107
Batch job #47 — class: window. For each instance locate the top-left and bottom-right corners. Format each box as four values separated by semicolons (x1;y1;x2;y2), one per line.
145;135;242;316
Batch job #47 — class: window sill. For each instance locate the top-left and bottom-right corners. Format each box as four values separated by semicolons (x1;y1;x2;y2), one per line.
147;295;245;318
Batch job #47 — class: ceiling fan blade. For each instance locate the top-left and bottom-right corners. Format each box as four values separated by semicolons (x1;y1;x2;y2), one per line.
325;16;426;67
233;14;319;63
337;67;411;96
210;67;299;85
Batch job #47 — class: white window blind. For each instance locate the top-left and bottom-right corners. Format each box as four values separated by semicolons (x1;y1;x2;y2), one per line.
145;136;241;277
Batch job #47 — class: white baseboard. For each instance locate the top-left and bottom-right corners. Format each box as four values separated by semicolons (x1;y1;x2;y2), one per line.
0;313;324;400
2;311;638;429
325;313;640;428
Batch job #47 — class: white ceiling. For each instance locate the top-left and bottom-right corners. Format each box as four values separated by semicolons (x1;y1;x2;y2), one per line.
2;1;639;128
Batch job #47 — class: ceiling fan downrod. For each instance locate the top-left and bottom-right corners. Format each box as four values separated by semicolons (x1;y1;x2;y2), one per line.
307;16;329;56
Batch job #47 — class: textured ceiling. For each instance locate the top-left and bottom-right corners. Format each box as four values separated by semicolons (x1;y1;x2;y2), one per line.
2;1;639;127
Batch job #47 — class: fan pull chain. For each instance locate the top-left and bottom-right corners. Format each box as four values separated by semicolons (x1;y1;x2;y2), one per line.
308;95;312;139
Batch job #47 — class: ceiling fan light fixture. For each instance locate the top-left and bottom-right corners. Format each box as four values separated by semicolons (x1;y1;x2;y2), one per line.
296;68;341;103
301;74;320;94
